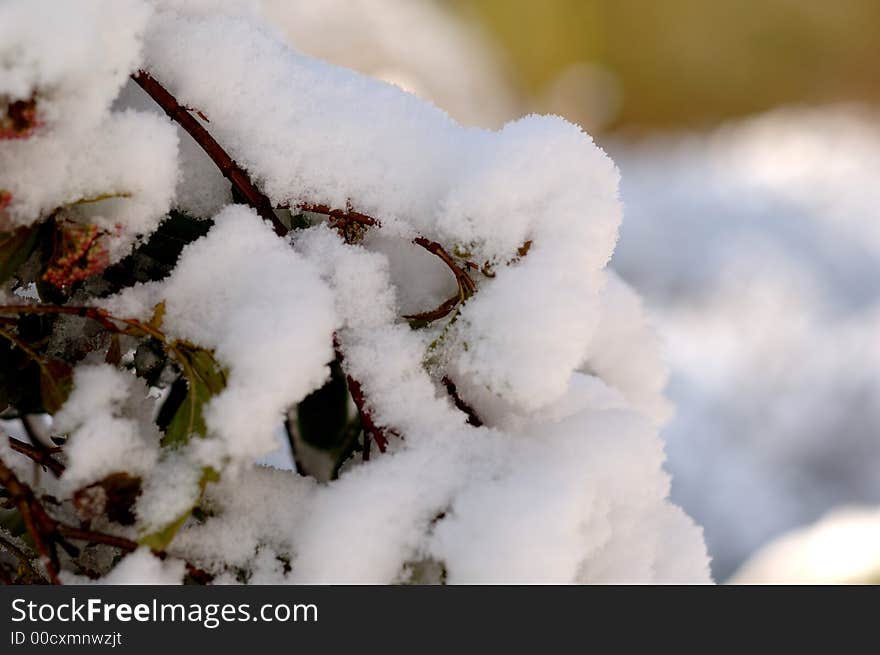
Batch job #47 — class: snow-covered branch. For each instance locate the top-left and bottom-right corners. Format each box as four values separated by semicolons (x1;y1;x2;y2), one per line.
0;0;710;585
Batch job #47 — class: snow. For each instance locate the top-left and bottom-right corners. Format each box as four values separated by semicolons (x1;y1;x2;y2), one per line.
63;547;185;585
154;207;337;463
288;230;709;583
0;111;179;260
730;506;880;584
172;465;314;573
610;105;880;580
0;0;151;134
0;0;179;260
101;205;337;464
136;452;204;535
140;10;620;410
53;364;159;490
3;0;711;584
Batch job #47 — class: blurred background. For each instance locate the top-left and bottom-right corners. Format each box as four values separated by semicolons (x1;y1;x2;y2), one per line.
259;0;880;582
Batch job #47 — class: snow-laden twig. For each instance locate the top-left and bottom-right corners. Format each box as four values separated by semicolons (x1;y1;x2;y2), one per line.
8;437;65;478
131;70;285;236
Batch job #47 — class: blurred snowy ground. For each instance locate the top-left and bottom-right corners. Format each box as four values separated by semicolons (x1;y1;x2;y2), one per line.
608;107;880;580
730;505;880;584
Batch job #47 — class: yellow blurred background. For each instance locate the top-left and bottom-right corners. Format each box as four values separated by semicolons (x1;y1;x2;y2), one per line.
451;0;880;133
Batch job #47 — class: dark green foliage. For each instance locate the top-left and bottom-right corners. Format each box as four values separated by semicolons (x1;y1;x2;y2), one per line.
0;224;39;284
98;211;212;294
161;342;228;448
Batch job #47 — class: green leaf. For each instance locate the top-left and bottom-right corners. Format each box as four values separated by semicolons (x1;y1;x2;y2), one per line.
155;374;187;429
39;358;73;414
0;224;39;284
162;342;227;448
148;301;166;330
139;467;218;550
0;325;73;414
68;192;132;205
290;212;310;230
139;512;189;552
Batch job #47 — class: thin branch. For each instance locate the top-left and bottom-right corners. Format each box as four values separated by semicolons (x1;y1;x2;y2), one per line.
20;416;52;451
402;293;461;324
0;326;43;360
57;527;212;582
0;452;213;584
294;206;477;325
0;303;121;332
0;303;164;340
0;454;61;583
131;70;285;236
297;203;379;227
413;237;477;298
441;376;483;427
403;237;478;324
346;374;386;460
56;525;138;552
332;338;390;460
21;416;63;486
9;437;64;478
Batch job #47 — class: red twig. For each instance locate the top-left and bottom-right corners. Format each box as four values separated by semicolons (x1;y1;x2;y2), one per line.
0;304;166;342
297;203;379;227
8;437;64;478
412;237;476;297
0;452;213;584
132;71;285;236
403;237;477;324
332;338;390;460
345;374;388;460
441;377;483;427
402;293;461;324
56;525;137;552
0;454;61;583
0;303;121;332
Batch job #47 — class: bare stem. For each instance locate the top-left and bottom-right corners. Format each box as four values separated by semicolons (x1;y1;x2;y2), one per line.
8;437;64;478
332;338;390;459
56;525;137;552
297;203;379;227
413;237;477;298
0;452;213;584
441;377;483;427
132;71;285;236
0;454;61;583
0;303;164;341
